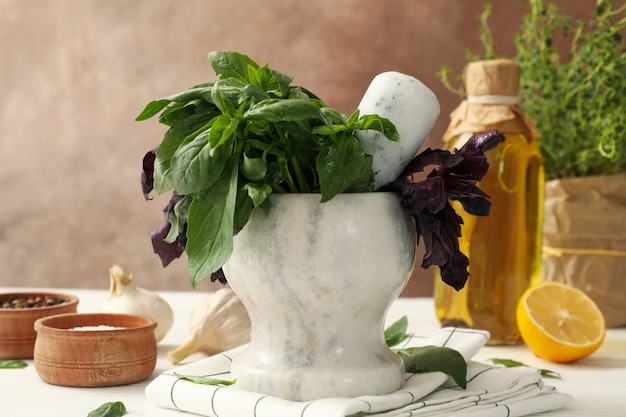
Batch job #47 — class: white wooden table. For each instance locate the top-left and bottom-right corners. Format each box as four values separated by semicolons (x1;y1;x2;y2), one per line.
1;287;625;416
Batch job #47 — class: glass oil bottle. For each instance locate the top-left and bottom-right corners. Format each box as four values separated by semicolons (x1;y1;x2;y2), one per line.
433;59;544;344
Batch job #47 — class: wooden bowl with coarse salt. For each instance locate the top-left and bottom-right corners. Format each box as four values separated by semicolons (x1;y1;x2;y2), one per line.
33;312;157;387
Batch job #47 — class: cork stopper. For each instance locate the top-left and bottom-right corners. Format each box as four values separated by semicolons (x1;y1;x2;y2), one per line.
465;59;520;96
443;58;539;142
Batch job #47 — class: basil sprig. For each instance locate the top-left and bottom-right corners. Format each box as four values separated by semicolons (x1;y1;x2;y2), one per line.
139;51;399;287
384;316;468;388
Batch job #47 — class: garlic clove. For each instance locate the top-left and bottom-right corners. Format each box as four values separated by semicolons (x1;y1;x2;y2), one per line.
101;265;174;343
167;288;250;364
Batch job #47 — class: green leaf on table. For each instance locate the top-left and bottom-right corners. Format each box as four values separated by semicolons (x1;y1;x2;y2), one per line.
384;315;409;347
487;358;561;379
174;372;236;386
0;360;27;368
87;401;126;417
395;346;468;389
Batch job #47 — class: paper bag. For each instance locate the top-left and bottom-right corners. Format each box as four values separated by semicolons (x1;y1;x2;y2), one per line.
543;173;626;327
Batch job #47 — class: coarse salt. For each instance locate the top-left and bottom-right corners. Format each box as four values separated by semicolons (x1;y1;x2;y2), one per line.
69;325;126;331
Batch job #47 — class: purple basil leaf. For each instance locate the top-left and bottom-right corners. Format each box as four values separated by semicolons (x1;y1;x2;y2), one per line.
150;192;186;267
444;179;490;199
210;268;227;285
439;251;471;291
399;148;462;179
384;130;504;291
455;196;492;217
163;192;184;214
457;129;503;155
417;204;469;290
392;177;447;214
142;148;157;200
439;130;504;185
151;221;184;267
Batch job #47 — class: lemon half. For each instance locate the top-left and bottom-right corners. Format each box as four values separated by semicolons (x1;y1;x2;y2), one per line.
516;281;606;363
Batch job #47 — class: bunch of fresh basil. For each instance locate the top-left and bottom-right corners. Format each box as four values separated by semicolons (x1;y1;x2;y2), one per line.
139;51;399;287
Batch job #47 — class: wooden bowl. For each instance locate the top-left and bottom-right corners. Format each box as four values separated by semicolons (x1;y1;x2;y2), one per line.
0;292;79;359
33;313;157;387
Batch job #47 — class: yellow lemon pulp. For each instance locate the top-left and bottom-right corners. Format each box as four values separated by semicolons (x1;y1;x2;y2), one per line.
516;281;606;363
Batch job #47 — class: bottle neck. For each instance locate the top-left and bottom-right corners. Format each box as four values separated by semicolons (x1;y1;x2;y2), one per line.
466;95;520;105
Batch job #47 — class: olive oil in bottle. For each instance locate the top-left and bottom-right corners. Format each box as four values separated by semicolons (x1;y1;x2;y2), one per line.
434;59;544;344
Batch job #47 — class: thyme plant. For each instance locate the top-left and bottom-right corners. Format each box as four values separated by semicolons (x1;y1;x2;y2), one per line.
439;0;626;180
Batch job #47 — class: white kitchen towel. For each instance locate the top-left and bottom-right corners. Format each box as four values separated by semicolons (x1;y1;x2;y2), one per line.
145;327;572;417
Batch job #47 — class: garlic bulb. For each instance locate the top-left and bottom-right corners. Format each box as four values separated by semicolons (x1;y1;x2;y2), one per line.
167;288;250;364
101;265;174;343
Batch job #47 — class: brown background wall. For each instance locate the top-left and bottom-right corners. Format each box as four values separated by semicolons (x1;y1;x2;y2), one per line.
0;0;591;295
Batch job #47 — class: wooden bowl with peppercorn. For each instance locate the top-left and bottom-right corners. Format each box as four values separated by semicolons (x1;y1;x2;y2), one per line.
0;292;79;359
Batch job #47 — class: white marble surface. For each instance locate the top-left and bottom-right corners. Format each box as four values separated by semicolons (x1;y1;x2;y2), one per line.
356;71;440;189
1;288;625;416
223;193;416;401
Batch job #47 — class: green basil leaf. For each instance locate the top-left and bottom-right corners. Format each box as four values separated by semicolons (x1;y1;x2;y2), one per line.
87;401;126;417
244;118;272;136
540;369;563;379
209;114;240;149
243;183;273;208
279;121;325;153
186;158;239;287
320;106;349;126
164;195;192;243
312;124;347;136
174;372;236;386
249;64;284;95
317;135;365;202
135;99;171;121
242;84;271;102
242;152;268;182
152;128;186;194
384;315;409;348
344;154;374;193
486;358;561;379
346;109;361;126
233;188;254;234
209;51;258;82
164;85;215;103
486;358;524;367
396;346;468;389
211;78;236;117
164;209;181;244
356;114;400;142
270;70;294;96
171;131;229;195
0;360;27;368
288;86;314;100
159;105;213;134
245;99;322;122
